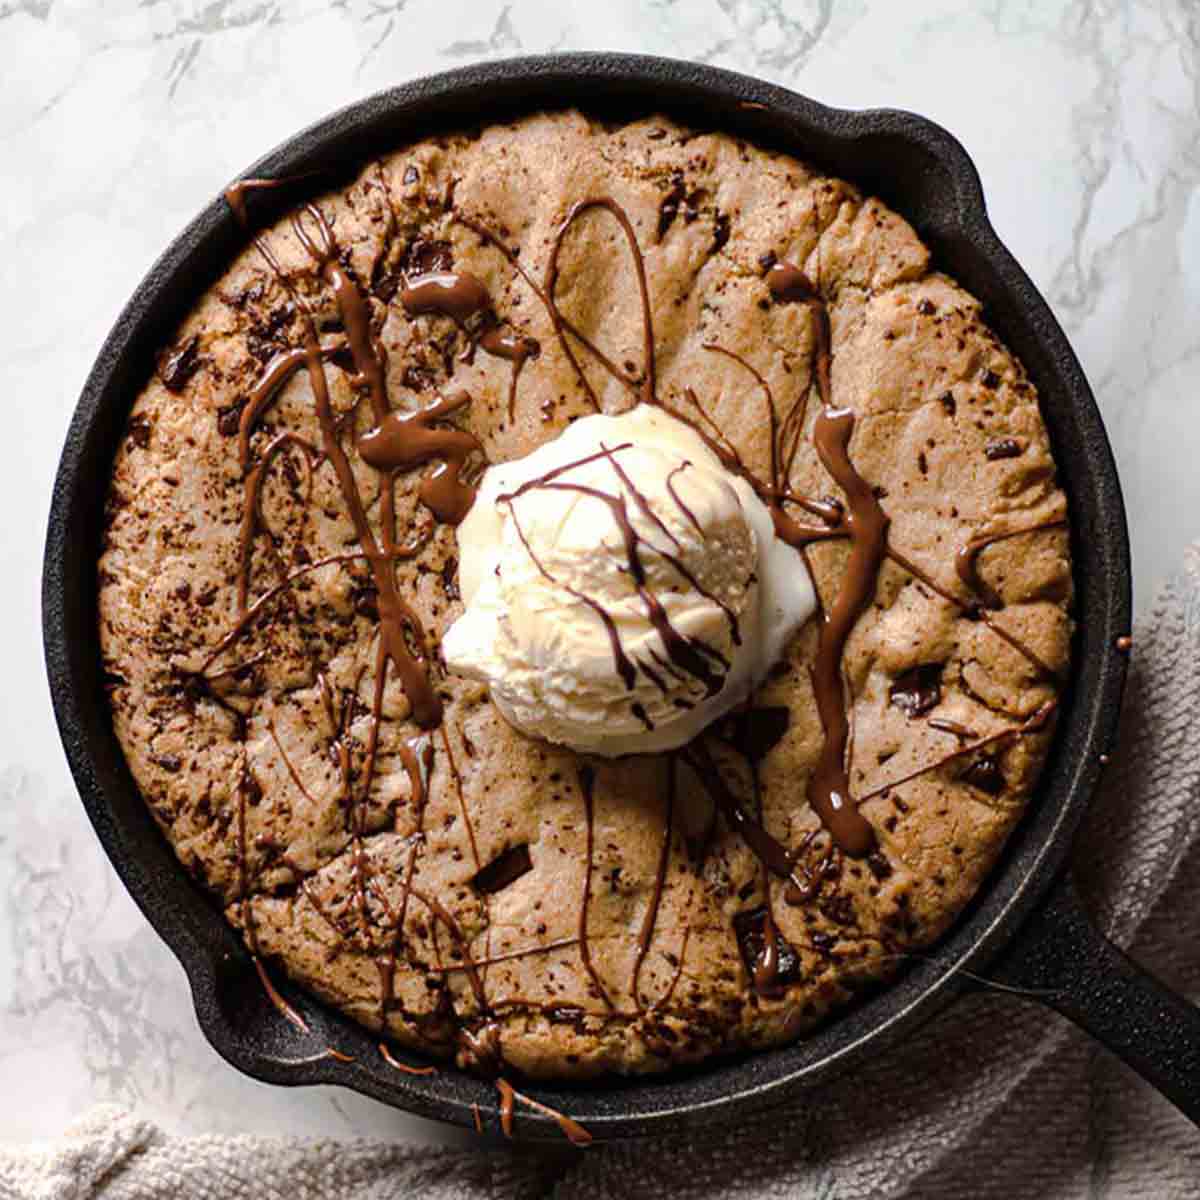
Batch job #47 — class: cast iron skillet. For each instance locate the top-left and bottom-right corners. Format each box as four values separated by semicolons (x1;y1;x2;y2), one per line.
43;53;1200;1141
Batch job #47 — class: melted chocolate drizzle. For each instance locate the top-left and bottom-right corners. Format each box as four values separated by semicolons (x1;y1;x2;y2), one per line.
479;326;541;420
856;700;1056;805
631;756;676;1009
236;431;318;614
401;270;491;322
379;1040;437;1076
498;444;732;701
578;765;615;1010
734;905;801;998
665;462;704;535
955;519;1067;611
358;389;482;525
504;497;638;691
237;345;338;471
801;407;887;857
543;198;657;410
495;1078;592;1146
699;334;880;857
252;956;310;1033
224;176;291;227
888;545;1062;682
684;740;808;886
400;264;540;421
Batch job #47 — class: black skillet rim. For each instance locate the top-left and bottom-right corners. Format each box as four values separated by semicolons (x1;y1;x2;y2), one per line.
43;52;1130;1142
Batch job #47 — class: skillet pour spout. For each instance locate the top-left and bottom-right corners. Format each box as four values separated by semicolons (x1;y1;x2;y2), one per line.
46;52;1200;1139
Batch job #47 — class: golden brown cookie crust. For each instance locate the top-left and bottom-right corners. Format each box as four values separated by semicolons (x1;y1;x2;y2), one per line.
98;110;1072;1080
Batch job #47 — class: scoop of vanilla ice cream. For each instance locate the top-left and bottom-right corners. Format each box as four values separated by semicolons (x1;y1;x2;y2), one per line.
442;404;816;756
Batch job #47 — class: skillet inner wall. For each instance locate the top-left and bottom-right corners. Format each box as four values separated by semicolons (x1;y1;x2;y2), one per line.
47;59;1127;1138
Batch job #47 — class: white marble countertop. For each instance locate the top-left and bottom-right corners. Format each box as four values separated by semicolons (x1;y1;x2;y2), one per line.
2;0;1198;1152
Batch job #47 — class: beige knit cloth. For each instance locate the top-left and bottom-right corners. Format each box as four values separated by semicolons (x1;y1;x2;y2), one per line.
6;547;1200;1199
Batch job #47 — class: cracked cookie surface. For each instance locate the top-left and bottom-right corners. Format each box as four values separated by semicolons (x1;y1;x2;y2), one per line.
99;110;1072;1080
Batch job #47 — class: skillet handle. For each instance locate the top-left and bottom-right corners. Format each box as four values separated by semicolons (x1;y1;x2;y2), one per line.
983;872;1200;1125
